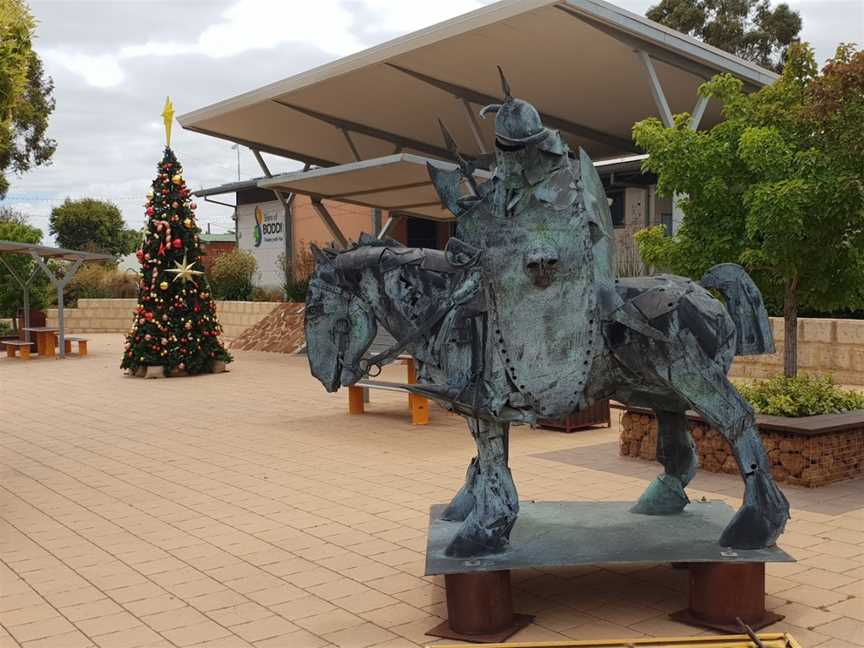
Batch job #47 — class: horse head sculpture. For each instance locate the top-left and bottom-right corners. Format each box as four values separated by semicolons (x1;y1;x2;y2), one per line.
305;243;377;392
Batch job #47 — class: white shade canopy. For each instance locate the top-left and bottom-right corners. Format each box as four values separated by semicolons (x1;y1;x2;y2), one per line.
178;0;775;168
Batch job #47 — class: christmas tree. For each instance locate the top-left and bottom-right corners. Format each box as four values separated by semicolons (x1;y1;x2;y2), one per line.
121;98;232;377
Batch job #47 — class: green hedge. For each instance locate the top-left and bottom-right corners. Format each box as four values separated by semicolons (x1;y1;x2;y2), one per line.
737;374;864;417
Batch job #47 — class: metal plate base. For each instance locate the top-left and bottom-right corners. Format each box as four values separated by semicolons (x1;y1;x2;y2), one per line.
425;613;534;643
426;501;794;575
669;608;785;634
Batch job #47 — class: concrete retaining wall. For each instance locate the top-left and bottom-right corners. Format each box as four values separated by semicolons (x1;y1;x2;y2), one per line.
730;317;864;385
47;298;279;340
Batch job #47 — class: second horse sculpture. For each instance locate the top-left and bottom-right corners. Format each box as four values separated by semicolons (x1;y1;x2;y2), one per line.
305;73;789;559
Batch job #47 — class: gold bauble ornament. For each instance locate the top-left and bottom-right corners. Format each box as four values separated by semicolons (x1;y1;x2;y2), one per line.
160;281;169;290
183;218;193;228
172;174;182;185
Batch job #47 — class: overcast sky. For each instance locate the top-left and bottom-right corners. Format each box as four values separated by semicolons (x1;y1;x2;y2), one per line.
3;0;862;242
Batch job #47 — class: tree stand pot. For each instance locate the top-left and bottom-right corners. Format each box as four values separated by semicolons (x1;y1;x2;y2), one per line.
670;562;783;633
211;360;227;373
425;571;533;643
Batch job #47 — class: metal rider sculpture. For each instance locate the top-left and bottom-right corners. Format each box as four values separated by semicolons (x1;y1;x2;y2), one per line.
305;71;789;559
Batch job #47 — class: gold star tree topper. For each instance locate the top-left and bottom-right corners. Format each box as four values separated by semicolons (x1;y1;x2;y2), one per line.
162;97;174;147
166;253;204;284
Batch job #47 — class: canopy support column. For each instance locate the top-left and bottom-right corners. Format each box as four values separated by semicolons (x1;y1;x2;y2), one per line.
29;253;84;359
0;255;39;341
311;197;348;249
636;50;712;233
462;100;487;154
377;214;400;240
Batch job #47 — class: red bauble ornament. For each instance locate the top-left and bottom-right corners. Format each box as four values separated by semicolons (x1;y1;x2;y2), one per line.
145;207;154;217
172;238;182;249
144;311;154;321
136;250;144;262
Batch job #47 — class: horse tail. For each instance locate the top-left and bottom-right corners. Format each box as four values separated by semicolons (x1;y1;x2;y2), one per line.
700;263;775;356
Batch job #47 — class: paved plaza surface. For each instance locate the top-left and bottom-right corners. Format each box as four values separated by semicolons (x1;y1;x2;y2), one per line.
1;334;862;648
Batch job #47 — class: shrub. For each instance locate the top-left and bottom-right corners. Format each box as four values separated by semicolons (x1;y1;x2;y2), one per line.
66;264;138;305
277;242;315;302
737;374;864;417
250;286;283;302
210;250;257;301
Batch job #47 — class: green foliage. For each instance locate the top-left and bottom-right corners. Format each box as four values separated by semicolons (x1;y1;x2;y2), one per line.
210;249;257;301
633;44;864;374
0;320;12;336
49;198;138;256
49;198;139;256
737;374;864;417
0;216;50;317
646;0;801;72
277;243;315;302
633;226;677;273
0;0;56;198
121;147;232;375
66;264;138;304
250;286;284;302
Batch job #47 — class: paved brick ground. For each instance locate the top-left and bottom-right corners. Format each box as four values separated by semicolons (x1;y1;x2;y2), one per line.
0;334;861;648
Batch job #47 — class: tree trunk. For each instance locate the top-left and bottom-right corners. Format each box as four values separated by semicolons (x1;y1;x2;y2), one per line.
783;277;799;378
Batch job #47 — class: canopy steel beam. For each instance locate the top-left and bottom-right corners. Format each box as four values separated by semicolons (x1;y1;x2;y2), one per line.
272;100;464;162
385;63;636;153
310;197;349;249
462;100;488;154
555;4;717;82
342;130;362;162
637;49;674;128
184;125;339;168
689;93;710;130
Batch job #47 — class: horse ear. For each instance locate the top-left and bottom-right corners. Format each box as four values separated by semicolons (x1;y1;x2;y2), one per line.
310;243;333;267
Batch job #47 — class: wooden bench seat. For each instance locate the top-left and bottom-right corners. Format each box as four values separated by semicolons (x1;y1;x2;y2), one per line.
347;355;429;425
63;337;88;356
2;340;32;360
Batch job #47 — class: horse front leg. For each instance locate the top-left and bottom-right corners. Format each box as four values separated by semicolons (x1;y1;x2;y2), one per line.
445;418;518;557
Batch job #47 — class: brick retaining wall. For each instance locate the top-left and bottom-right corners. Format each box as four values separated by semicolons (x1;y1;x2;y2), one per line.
47;298;280;340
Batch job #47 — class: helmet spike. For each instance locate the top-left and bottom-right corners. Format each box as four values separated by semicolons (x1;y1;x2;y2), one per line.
497;65;512;102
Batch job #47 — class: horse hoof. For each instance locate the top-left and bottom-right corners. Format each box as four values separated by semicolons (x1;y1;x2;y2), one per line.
719;505;780;549
720;468;790;549
444;524;508;558
631;475;688;515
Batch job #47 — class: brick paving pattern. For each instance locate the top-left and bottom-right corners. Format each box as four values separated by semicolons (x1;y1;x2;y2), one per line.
0;334;862;647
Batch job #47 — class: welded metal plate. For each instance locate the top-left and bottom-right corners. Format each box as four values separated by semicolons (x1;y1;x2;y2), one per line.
425;500;794;576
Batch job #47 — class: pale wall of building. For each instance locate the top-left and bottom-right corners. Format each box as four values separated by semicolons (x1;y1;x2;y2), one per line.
235;196;374;288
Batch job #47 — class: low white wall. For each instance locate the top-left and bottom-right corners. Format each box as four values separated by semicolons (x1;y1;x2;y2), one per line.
47;298;279;340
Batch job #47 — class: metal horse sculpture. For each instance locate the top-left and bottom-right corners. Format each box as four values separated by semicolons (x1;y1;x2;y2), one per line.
305;74;789;559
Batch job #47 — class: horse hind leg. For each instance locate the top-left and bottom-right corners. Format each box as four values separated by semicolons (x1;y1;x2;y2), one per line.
663;352;789;548
631;409;697;515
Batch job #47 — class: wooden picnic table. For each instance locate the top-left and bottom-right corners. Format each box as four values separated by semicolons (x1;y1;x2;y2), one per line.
23;326;59;357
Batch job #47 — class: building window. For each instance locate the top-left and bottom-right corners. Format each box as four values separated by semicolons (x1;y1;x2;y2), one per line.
607;189;625;229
